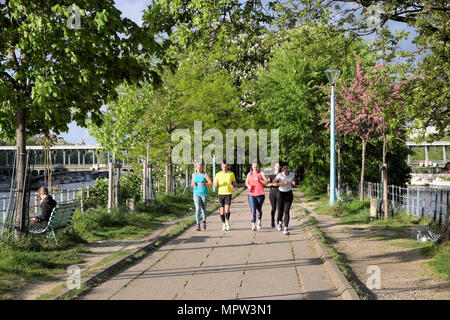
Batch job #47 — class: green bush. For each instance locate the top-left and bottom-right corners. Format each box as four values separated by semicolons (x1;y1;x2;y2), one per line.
82;178;108;210
120;171;142;201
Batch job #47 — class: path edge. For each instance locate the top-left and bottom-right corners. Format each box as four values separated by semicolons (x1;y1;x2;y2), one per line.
294;202;360;300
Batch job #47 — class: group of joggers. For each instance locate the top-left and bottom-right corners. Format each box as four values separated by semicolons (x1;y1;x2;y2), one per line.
192;161;295;235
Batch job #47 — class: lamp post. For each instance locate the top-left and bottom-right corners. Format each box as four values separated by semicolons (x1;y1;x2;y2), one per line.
325;68;341;206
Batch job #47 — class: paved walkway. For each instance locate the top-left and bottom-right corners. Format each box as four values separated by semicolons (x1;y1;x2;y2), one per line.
82;190;341;300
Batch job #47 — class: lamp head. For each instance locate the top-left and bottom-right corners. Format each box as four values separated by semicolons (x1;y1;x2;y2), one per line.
325;68;341;85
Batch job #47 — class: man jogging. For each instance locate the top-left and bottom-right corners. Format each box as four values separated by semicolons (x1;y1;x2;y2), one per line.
213;161;236;231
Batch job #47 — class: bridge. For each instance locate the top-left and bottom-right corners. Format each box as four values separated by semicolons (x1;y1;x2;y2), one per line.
0;145;133;179
406;141;450;168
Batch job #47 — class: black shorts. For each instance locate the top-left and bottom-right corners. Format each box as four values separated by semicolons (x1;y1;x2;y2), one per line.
218;194;232;207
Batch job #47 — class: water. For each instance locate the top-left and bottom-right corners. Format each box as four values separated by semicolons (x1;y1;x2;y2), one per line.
0;180;96;198
0;180;97;232
404;186;449;222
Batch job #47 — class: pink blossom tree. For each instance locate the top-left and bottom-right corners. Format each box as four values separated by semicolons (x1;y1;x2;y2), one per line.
324;55;409;214
332;55;385;201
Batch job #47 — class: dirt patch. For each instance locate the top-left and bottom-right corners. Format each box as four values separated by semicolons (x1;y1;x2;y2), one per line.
297;193;450;300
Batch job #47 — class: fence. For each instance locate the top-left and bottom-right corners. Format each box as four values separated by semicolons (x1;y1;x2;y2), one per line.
0;185;92;236
362;182;449;225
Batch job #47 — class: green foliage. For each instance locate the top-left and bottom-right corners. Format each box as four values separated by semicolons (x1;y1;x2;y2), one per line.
246;24;373;185
120;171;143;202
82;178;109;210
426;244;450;281
0;0;150;138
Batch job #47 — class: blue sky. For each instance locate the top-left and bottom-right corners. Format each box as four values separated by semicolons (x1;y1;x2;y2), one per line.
59;0;151;145
59;0;417;145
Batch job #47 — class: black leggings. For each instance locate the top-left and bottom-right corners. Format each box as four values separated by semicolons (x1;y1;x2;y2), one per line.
277;190;293;227
269;187;280;222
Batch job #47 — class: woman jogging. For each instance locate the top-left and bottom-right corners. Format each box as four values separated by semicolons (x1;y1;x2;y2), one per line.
213;161;236;231
273;163;296;235
266;162;281;228
192;163;212;231
245;163;269;231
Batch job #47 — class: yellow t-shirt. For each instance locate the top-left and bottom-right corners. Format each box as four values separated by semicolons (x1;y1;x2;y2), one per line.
214;171;236;195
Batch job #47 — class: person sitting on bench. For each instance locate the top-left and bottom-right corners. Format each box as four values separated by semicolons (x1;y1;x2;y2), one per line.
31;186;57;229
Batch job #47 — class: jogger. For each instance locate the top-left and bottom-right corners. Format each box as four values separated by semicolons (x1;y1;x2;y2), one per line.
245;163;269;231
213;161;236;231
273;163;296;235
192;163;212;231
267;162;281;228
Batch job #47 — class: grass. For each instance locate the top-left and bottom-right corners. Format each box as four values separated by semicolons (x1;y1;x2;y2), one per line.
72;192;197;241
389;240;450;281
301;185;435;230
0;233;88;299
299;186;450;283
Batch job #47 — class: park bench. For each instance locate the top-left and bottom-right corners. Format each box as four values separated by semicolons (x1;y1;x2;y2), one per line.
29;201;78;245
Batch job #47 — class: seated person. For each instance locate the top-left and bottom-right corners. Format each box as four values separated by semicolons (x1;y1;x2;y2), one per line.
31;186;57;229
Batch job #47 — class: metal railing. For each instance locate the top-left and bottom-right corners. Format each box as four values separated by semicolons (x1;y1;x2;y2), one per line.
0;186;92;235
362;182;449;225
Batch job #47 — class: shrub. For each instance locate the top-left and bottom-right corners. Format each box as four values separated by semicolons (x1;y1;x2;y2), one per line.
120;171;142;202
82;178;108;210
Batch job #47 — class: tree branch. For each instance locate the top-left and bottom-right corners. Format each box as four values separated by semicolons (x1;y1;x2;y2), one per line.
1;71;18;90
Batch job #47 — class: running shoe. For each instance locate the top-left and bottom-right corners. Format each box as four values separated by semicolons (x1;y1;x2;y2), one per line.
222;223;227;231
257;220;262;231
202;221;206;230
277;222;282;231
283;227;289;235
196;224;201;231
225;221;231;231
251;223;256;231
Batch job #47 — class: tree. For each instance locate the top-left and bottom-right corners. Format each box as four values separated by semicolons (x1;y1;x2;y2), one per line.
37;133;58;191
248;24;372;188
275;0;449;139
331;56;385;201
0;1;149;236
368;62;411;219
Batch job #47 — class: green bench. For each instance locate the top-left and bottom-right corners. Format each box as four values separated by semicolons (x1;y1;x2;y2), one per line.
29;202;78;245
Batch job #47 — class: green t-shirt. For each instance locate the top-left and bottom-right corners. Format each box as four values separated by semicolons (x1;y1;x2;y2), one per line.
214;171;236;195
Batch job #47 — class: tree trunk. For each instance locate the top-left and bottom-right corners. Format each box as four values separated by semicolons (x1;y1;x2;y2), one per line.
142;161;148;203
48;149;53;191
149;164;154;200
166;145;173;194
165;164;169;194
108;162;113;213
359;139;367;201
337;138;342;196
115;164;120;208
14;108;27;238
383;134;389;219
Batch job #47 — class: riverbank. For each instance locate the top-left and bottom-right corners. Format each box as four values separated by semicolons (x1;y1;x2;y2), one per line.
297;188;450;299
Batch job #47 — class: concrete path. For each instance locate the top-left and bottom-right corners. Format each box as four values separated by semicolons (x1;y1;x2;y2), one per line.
82;190;341;300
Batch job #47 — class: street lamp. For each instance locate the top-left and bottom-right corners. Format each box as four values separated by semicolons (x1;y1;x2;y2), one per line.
325;68;341;206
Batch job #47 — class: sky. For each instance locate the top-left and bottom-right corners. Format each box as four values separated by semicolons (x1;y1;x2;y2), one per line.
59;0;418;145
58;0;151;145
